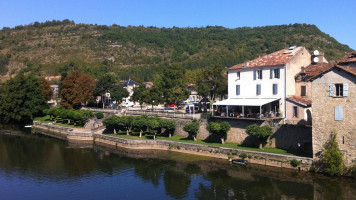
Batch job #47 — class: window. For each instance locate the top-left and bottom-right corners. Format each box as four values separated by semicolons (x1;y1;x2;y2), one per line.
257;70;263;79
236;85;240;96
334;106;343;121
274;69;280;79
270;68;280;79
301;86;306;96
256;84;261;95
273;84;278;95
335;84;343;96
293;106;298;117
254;70;262;80
236;71;240;80
330;83;348;97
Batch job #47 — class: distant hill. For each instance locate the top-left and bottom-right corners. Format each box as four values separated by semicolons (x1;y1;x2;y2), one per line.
0;20;353;82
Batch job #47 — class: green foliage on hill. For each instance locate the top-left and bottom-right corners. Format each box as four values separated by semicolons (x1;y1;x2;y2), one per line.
0;20;353;82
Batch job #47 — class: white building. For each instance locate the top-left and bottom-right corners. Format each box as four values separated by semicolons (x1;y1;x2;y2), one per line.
213;46;311;119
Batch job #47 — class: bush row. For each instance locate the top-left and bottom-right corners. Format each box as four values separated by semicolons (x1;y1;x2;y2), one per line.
43;107;93;126
103;115;175;138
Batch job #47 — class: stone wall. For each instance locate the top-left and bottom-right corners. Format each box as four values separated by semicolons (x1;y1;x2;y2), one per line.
94;134;313;171
312;69;356;166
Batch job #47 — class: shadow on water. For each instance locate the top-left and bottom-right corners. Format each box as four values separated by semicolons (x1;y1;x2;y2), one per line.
0;125;356;200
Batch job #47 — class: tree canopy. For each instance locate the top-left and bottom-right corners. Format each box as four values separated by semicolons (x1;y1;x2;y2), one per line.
60;71;96;109
0;73;48;124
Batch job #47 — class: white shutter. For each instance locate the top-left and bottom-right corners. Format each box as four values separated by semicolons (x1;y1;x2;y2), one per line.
329;84;334;97
343;83;348;97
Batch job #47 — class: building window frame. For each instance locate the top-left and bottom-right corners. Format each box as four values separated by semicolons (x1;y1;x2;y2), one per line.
236;85;240;96
301;86;306;97
293;106;298;118
256;84;261;96
273;84;278;95
236;71;240;80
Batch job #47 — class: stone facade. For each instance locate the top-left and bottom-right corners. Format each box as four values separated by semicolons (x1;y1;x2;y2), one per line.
312;68;356;166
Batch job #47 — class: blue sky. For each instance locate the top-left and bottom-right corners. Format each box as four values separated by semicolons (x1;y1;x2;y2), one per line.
1;0;355;49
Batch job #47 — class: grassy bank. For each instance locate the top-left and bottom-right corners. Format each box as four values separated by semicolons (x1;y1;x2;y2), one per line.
106;132;296;156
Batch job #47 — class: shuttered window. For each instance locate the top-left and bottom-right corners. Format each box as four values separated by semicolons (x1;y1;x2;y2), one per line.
270;69;273;79
236;85;240;96
343;83;348;97
301;86;306;96
274;69;280;79
273;84;278;95
329;84;334;97
256;84;261;95
253;70;256;80
334;106;343;121
236;71;240;80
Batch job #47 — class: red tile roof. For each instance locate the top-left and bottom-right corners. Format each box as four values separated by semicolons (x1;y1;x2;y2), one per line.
296;63;334;81
287;96;312;106
308;65;356;81
228;47;303;70
338;66;356;76
338;51;356;64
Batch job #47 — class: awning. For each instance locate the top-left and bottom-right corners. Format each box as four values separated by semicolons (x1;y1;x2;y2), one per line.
213;98;279;106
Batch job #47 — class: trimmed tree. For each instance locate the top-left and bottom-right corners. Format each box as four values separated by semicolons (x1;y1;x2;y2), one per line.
119;116;135;135
132;115;149;137
183;121;200;141
321;133;344;176
246;124;272;149
103;115;120;133
207;122;231;144
146;118;160;140
160;119;176;137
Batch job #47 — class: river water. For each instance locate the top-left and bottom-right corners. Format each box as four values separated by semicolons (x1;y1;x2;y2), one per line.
0;126;355;200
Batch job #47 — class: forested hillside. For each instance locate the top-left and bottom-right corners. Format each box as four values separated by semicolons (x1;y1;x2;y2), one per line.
0;20;352;82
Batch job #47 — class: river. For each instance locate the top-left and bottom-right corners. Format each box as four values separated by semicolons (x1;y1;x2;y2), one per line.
0;126;355;200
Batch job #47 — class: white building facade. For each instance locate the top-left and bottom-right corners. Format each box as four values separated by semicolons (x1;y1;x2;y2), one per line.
213;46;311;119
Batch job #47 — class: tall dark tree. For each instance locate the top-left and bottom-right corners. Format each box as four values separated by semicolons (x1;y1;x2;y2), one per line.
39;77;53;101
0;73;48;124
143;85;163;110
156;64;190;106
61;71;96;109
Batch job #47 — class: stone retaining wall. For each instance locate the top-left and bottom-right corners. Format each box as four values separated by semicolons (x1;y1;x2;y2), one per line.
94;134;313;171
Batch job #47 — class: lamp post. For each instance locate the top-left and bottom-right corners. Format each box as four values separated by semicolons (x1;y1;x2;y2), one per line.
152;100;154;112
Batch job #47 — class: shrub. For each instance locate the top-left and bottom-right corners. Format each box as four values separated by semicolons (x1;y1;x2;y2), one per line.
183;121;200;141
349;163;356;178
207;122;231;144
246;124;272;149
239;153;247;159
290;159;302;167
159;119;176;137
321;133;344;176
95;112;104;119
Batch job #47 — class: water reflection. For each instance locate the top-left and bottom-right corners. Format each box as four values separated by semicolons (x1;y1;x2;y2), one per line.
0;129;355;200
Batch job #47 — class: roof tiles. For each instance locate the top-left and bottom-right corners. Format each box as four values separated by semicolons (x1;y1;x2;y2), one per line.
228;47;303;70
338;51;356;64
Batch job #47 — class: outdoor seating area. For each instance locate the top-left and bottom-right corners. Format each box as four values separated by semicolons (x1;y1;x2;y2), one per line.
212;99;282;120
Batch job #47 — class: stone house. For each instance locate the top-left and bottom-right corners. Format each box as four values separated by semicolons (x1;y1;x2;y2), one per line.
310;65;356;166
286;60;332;125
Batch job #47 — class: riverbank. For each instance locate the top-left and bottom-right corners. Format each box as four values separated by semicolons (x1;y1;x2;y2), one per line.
32;121;313;171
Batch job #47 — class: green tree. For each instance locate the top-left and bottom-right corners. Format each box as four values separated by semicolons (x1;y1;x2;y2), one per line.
118;116;135;135
142;85;163;111
183;121;200;141
159;119;176;137
146;118;160;140
196;64;228;100
0;73;48;124
246;124;272;149
103;115;120;133
94;73;128;106
156;64;190;108
321;133;344;176
131;84;147;109
207;122;231;144
132;115;149;137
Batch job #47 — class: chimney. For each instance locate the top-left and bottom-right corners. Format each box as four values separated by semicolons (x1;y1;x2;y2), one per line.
301;67;305;72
